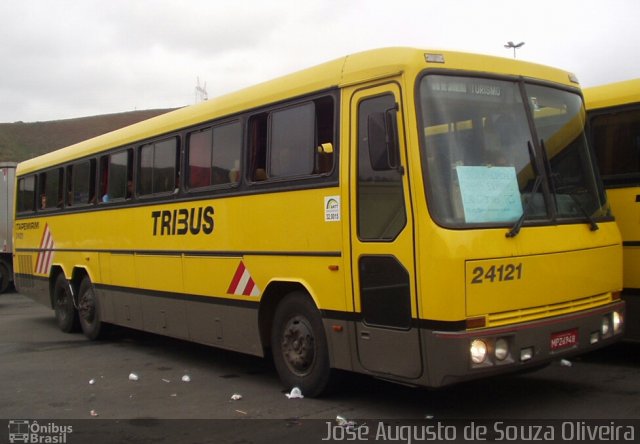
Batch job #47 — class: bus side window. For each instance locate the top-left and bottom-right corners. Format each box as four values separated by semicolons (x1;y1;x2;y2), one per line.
188;128;213;188
38;168;63;210
592;108;640;184
139;139;178;196
213;121;241;185
66;160;96;207
248;95;335;182
269;102;315;178
16;176;36;213
314;96;335;174
152;139;178;194
249;113;268;181
101;149;133;202
99;156;109;202
187;121;241;189
65;165;73;207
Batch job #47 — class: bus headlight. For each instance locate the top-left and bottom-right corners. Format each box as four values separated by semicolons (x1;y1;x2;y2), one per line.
612;311;623;334
495;338;509;361
470;339;488;364
601;316;611;336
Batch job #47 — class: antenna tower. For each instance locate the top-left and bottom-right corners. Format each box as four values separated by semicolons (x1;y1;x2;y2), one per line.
195;77;208;103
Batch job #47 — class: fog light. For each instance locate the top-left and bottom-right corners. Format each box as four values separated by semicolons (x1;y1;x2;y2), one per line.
495;338;509;361
601;316;611;336
590;332;599;344
612;312;623;334
520;347;533;362
470;339;488;364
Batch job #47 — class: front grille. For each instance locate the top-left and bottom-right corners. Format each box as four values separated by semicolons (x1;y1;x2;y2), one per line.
486;293;612;327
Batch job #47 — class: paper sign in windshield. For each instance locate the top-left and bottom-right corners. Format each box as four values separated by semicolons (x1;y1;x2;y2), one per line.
456;166;523;223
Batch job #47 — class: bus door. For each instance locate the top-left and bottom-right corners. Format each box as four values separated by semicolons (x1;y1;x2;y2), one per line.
347;83;422;379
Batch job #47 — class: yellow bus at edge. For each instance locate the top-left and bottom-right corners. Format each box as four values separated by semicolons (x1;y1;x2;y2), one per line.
585;78;640;341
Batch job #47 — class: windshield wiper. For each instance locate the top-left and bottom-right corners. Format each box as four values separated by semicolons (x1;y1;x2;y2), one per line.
555;185;600;231
506;177;543;238
506;142;542;238
540;139;599;232
568;193;600;231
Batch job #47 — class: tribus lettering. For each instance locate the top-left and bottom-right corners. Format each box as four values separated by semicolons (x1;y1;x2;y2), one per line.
151;206;214;236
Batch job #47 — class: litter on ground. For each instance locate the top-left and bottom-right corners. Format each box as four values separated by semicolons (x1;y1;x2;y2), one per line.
560;359;572;367
285;387;304;399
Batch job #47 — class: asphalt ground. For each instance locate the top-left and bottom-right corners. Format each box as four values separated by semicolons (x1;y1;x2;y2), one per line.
1;291;639;443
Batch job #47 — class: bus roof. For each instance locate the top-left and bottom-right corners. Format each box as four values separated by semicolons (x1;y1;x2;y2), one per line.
584;78;640;111
17;47;580;175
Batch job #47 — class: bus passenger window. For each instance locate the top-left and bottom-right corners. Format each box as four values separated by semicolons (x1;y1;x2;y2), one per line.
315;96;335;174
16;176;36;213
139;139;177;196
249;113;268;181
212;121;241;185
249;96;335;182
67;160;95;206
101;149;132;202
187;121;241;189
188;129;213;188
65;166;73;206
38;168;63;210
269;103;315;178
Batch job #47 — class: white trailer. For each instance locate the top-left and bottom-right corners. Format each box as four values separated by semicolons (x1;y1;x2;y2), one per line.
0;162;16;293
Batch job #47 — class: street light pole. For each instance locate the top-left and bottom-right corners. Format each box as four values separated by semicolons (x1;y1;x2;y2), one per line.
504;41;525;58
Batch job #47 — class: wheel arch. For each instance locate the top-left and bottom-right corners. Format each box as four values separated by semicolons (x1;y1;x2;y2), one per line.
48;265;94;308
258;280;318;352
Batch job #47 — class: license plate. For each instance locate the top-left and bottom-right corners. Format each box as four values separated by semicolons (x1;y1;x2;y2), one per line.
550;329;578;351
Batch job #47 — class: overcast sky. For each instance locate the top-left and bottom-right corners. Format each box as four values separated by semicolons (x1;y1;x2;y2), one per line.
1;0;638;123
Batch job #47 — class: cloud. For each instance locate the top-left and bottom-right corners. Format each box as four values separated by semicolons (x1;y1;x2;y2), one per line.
1;0;639;122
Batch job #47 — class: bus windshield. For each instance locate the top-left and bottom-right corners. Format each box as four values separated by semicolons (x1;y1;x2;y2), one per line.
419;75;609;228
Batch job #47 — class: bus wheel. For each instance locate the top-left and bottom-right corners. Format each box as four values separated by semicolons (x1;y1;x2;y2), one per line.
77;276;105;340
0;259;10;294
53;274;79;333
271;292;331;397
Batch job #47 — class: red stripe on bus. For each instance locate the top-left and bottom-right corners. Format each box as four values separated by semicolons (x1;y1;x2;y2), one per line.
227;261;246;294
243;279;255;296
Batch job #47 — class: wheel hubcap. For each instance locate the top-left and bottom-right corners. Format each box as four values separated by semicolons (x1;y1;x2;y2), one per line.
55;291;69;320
281;316;315;376
78;290;95;323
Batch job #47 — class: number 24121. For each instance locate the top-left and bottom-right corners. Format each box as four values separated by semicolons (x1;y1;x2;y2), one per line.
471;263;523;284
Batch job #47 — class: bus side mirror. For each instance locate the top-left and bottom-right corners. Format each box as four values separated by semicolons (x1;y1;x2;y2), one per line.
367;107;400;171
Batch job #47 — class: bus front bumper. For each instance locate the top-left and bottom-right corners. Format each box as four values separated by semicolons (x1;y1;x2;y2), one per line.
424;301;625;387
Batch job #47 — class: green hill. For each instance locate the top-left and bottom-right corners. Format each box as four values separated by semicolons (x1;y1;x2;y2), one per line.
0;109;176;163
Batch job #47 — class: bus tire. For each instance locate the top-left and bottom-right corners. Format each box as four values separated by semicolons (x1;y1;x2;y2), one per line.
53;273;79;333
0;259;10;294
271;292;331;398
77;276;106;340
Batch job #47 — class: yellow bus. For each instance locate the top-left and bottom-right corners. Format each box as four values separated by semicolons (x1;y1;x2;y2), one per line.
585;78;640;341
13;48;625;396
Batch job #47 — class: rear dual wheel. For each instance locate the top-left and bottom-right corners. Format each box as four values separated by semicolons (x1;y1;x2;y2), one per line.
0;260;10;294
77;276;106;340
53;274;79;333
52;274;105;339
